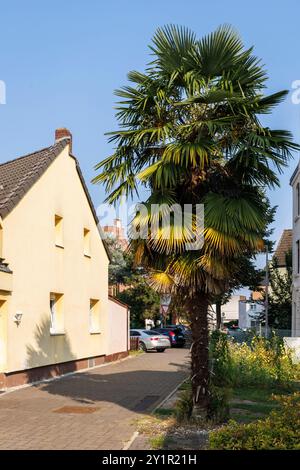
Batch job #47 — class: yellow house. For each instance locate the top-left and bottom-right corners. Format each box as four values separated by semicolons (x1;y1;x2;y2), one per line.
0;129;129;389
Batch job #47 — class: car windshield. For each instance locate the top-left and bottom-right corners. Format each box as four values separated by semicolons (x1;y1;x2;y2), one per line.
142;330;160;336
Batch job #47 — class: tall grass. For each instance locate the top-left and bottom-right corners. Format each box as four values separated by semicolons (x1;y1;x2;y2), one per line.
228;333;298;389
210;331;299;390
209;392;300;449
208;330;300;422
175;332;299;424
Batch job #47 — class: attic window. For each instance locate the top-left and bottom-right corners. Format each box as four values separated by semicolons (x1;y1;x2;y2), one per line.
55;215;64;248
83;228;91;257
89;299;100;333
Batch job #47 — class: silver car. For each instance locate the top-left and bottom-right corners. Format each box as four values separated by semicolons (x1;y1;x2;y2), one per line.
130;329;171;352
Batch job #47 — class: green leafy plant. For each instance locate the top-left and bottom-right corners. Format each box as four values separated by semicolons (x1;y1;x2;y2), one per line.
209;330;232;422
210;330;233;387
209;393;300;450
94;23;299;413
229;334;296;388
208;385;231;423
174;389;193;422
258;250;292;330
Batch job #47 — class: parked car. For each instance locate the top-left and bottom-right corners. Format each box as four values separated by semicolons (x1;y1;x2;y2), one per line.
225;326;246;343
130;329;171;352
160;324;190;336
153;326;186;347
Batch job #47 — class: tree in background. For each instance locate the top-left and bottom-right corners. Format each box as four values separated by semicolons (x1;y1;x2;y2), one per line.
258;250;292;330
117;277;160;328
94;25;298;416
106;237;160;327
106;237;133;290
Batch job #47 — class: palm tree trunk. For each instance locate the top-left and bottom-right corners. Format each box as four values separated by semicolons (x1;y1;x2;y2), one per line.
189;291;210;418
216;300;222;330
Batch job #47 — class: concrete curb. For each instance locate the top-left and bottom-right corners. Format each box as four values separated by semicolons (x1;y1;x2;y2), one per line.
123;376;189;450
152;376;188;414
123;431;140;450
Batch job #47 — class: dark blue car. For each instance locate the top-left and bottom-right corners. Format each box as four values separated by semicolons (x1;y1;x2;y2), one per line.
153;326;186;347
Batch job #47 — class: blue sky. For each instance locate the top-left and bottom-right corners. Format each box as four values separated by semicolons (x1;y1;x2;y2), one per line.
0;0;300;253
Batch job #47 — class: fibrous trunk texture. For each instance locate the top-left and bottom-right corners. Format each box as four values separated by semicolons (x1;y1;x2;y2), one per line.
189;292;210;418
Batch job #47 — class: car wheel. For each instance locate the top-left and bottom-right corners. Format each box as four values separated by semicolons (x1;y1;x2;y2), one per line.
157;348;165;353
139;342;147;352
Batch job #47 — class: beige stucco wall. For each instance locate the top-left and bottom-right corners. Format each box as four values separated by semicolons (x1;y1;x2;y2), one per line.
107;299;129;355
1;146;111;373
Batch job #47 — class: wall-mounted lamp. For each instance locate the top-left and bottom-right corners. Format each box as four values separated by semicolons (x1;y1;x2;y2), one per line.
14;311;23;325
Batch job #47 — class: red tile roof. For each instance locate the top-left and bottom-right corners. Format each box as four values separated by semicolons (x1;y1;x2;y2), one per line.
0;137;111;260
0;140;68;218
274;229;292;267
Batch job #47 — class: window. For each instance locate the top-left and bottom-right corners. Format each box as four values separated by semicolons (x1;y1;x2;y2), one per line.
83;228;91;257
297;183;300;216
297;240;300;274
89;299;100;333
143;330;160;335
49;293;64;334
130;331;141;337
54;215;63;247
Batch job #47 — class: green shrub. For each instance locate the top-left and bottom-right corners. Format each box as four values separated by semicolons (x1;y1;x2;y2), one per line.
209;393;300;450
210;330;297;389
208;385;231;423
209;331;233;422
174;388;193;422
229;333;295;389
210;330;233;387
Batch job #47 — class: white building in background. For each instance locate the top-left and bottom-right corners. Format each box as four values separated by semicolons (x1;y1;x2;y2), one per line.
290;164;300;336
211;295;264;330
221;295;246;324
239;301;264;330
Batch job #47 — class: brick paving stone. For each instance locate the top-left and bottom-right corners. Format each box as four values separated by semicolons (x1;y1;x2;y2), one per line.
0;348;188;450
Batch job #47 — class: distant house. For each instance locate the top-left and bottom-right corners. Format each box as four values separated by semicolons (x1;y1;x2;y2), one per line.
251;229;292;305
273;229;292;272
211;295;264;330
239;299;264;330
211;295;245;327
0;129;129;390
221;295;247;324
290;163;300;336
102;218;128;251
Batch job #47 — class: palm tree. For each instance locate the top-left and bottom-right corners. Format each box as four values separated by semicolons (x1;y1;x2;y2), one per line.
93;25;298;416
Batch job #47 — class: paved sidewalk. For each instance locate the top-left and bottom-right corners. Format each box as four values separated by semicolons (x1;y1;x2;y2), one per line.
0;348;188;449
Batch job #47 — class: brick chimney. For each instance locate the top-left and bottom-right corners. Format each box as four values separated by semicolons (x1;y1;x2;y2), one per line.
55;128;72;153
